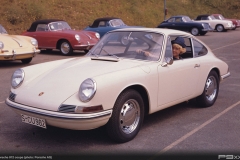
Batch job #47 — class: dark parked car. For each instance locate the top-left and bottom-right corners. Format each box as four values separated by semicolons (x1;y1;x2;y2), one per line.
157;15;213;36
84;17;142;38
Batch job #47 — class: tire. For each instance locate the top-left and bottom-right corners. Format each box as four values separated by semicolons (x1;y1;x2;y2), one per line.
21;58;32;64
84;50;89;53
59;40;73;56
199;31;207;36
196;71;219;107
106;89;144;143
216;24;224;32
190;27;199;36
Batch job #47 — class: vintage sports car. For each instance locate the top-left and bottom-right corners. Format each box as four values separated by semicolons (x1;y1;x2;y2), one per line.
84;17;141;38
157;15;213;36
6;28;230;143
212;14;240;30
194;14;235;32
0;24;40;64
22;19;100;55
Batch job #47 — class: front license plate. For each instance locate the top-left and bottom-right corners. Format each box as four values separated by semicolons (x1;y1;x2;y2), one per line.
21;114;47;129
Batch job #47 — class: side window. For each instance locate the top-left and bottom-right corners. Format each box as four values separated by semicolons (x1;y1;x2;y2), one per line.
98;21;106;27
175;17;182;22
170;36;193;59
36;24;48;31
168;18;175;22
192;39;208;56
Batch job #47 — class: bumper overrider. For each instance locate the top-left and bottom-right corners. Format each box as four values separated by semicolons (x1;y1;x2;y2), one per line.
5;98;112;130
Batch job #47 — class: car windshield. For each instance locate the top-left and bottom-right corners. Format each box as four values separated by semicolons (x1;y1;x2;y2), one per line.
87;31;164;61
49;21;71;31
214;15;224;20
183;16;192;22
109;19;126;27
0;25;8;34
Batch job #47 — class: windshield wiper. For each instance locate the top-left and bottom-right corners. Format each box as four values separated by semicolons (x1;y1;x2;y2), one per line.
102;48;119;59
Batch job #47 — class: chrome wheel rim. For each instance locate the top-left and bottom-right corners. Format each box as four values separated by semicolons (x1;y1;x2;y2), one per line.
61;42;70;54
205;76;217;101
217;25;223;32
191;28;199;36
119;99;140;134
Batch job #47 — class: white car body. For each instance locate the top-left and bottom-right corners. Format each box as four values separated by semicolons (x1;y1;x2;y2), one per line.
6;28;230;142
194;15;235;32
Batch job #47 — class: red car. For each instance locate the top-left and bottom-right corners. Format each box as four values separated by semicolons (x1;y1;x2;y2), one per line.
22;19;100;55
212;14;240;30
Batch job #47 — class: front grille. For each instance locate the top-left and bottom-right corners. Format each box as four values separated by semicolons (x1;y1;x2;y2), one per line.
58;104;76;113
9;92;16;101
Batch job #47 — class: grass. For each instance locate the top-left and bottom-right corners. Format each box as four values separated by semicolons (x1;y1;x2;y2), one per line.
0;0;239;34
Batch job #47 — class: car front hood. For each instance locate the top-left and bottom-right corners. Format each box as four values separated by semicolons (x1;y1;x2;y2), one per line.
0;34;31;49
15;57;146;111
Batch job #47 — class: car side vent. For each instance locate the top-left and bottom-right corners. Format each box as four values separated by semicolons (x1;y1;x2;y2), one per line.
9;92;16;102
58;104;76;113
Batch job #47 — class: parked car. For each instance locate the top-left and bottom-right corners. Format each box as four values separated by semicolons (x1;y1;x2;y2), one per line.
6;28;230;143
157;15;213;36
0;24;40;64
22;19;100;55
194;14;235;32
211;14;240;30
84;17;142;38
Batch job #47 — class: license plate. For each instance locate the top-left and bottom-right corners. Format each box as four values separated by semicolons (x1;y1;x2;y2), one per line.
21;114;47;129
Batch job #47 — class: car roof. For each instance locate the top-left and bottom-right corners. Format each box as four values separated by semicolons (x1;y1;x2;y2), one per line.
27;19;64;32
90;17;120;27
107;27;193;37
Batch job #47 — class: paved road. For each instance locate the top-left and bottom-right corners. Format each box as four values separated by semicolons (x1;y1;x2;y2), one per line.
0;30;239;160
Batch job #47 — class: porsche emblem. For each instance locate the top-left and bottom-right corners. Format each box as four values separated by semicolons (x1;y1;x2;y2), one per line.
39;92;44;96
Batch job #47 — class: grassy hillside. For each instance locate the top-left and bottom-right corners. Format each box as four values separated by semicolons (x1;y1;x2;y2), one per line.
0;0;240;34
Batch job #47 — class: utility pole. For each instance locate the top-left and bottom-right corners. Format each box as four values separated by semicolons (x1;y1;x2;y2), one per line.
164;0;167;20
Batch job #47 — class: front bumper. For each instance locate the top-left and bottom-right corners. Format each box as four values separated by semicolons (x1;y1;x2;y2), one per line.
6;98;112;130
0;49;40;60
221;71;231;80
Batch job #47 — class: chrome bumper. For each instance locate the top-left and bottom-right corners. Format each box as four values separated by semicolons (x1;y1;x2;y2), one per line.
221;72;231;80
5;98;112;120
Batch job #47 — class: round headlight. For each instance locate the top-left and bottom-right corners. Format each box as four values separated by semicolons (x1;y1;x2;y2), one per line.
0;41;4;49
31;38;38;46
79;78;96;102
95;33;100;39
75;34;80;41
11;69;25;88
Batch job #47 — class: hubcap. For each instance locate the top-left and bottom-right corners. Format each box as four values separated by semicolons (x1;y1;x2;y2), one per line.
217;25;223;32
61;42;70;54
119;99;140;134
205;76;217;101
191;28;199;36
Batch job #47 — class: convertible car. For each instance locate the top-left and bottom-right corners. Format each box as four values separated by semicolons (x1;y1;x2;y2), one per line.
194;14;235;32
157;15;213;36
22;19;100;55
6;28;230;143
212;14;240;30
0;24;40;64
84;17;141;38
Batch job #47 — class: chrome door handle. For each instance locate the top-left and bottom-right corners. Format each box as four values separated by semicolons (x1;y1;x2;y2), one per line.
194;64;200;68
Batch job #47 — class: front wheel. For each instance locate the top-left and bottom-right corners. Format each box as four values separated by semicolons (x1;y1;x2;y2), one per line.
190;27;199;36
106;89;144;143
216;24;225;32
196;71;219;107
60;40;73;56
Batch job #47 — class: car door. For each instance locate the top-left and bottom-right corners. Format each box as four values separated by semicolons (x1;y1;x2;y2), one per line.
157;36;201;108
33;24;54;48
